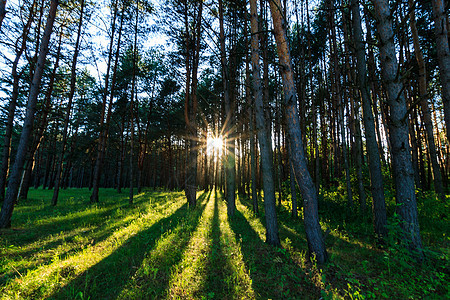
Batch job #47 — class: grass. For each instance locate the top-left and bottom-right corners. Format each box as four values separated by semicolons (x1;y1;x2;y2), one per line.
0;187;448;299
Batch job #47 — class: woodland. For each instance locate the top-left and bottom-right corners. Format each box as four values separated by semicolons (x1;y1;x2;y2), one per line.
0;0;448;298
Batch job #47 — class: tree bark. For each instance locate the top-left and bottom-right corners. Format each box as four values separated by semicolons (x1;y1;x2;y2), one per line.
259;0;273;164
183;0;202;208
219;0;236;216
0;0;36;201
268;0;327;262
289;143;298;218
90;0;121;203
245;32;259;214
351;0;388;240
129;0;139;204
250;0;279;246
372;0;423;258
0;0;58;228
329;3;353;207
431;0;450;143
52;0;85;206
409;0;444;200
19;28;63;200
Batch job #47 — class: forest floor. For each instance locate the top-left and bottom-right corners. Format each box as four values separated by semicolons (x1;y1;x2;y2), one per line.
0;188;448;299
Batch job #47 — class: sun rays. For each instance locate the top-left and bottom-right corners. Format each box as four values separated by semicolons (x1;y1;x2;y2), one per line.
206;135;224;157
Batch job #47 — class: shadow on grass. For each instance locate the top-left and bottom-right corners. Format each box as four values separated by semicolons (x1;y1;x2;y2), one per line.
5;188;159;243
237;195;384;298
47;191;210;300
239;194;370;258
238;196;309;249
117;191;211;299
0;192;182;287
204;191;234;299
228;199;322;299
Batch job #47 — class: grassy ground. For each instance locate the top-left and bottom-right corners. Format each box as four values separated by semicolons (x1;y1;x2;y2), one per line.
0;188;448;299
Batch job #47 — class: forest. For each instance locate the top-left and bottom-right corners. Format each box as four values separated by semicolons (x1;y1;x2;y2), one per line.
0;0;448;298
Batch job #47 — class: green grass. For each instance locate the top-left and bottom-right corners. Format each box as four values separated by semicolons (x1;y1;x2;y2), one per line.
0;187;448;299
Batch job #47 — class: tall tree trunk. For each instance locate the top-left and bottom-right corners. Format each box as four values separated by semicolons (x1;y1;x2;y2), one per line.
365;10;388;167
136;105;152;193
431;0;450;143
351;0;387;240
408;102;422;189
246;34;259;214
342;10;366;211
129;0;139;204
275;95;283;206
289;143;298;218
409;0;444;200
219;0;236;216
431;101;447;187
372;0;423;258
352;91;367;212
19;27;62;200
250;0;279;245
260;0;273;162
52;0;85;206
306;0;320;191
268;0;327;262
329;3;353;207
0;0;36;201
184;0;202;208
0;0;58;228
90;0;121;203
117;118;126;193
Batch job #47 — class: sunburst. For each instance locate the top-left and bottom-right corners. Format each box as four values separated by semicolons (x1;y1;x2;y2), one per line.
207;135;224;157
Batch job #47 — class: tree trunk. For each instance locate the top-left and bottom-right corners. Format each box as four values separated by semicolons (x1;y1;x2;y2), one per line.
245;31;259;214
250;0;279;246
219;0;236;216
431;0;450;143
342;10;366;211
129;0;139;205
351;0;387;240
183;0;202;208
117;118;126;193
268;0;327;262
90;0;121;203
372;0;423;258
408;103;422;189
260;0;273;163
329;3;353;207
52;0;85;206
289;144;298;218
18;157;34;200
19;28;62;200
0;0;36;201
409;0;444;200
0;0;58;228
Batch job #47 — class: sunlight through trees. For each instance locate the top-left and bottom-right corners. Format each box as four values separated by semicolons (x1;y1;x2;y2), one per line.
0;0;448;298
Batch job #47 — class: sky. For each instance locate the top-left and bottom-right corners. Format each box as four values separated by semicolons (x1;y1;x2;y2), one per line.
0;0;169;103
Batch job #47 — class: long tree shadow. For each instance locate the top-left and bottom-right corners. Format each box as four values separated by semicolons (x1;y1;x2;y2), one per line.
0;192;181;286
3;189;168;247
228;204;322;298
116;191;212;299
48;191;210;300
237;195;380;298
238;195;309;249
204;191;234;298
238;194;370;260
